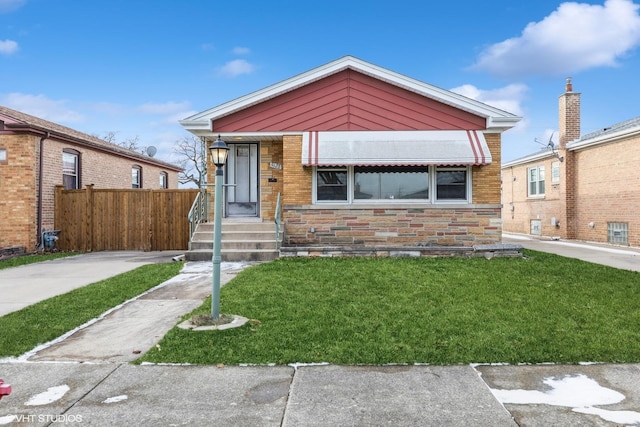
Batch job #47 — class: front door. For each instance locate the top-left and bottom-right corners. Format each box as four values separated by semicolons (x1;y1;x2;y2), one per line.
226;143;259;217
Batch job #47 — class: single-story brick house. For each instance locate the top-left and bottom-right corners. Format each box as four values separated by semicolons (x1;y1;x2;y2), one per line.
0;106;181;253
181;56;521;253
502;78;640;247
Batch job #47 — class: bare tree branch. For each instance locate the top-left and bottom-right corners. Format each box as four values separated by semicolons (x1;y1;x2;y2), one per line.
173;135;207;187
96;132;145;154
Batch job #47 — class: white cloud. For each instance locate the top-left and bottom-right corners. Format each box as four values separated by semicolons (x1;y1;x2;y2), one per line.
472;0;640;78
232;46;251;55
451;83;530;133
0;39;18;54
450;83;528;116
1;93;84;123
217;59;256;77
0;0;25;13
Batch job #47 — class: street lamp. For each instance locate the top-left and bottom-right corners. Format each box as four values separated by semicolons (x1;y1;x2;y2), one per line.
209;135;229;319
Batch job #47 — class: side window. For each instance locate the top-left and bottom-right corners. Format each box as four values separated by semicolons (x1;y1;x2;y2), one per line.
316;168;347;202
132;165;142;188
436;167;468;201
159;172;168;189
62;149;80;190
551;161;560;184
0;147;7;164
527;165;545;196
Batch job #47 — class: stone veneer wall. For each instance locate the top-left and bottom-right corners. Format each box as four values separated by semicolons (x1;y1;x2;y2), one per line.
283;206;502;247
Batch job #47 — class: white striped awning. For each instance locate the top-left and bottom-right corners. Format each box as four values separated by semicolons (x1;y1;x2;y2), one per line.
302;130;491;166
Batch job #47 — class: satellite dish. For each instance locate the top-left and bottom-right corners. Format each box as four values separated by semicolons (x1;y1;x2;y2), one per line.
146;146;157;157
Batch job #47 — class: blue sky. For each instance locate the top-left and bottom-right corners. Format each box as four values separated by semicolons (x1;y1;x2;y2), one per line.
2;0;640;166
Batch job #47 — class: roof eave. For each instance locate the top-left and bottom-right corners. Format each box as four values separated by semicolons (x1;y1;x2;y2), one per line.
5;122;182;171
502;150;554;168
567;126;640;151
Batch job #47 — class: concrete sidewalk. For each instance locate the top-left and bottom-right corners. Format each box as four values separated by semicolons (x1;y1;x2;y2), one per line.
503;233;640;272
1;362;639;426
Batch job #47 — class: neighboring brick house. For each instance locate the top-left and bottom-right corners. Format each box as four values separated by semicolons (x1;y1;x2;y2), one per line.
0;106;181;252
181;56;521;253
502;78;640;247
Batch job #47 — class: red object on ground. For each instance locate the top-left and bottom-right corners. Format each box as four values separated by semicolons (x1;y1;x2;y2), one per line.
0;378;11;399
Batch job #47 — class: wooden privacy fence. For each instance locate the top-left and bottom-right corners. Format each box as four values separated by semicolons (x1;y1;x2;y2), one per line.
54;185;200;252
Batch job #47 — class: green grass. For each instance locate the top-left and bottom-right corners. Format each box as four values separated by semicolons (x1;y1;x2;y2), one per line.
139;251;640;366
0;262;183;357
0;252;80;270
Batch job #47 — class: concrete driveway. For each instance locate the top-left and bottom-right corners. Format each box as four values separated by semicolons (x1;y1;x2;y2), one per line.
0;251;183;317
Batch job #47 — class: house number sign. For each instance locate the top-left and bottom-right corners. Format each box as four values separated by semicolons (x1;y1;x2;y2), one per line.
270;162;282;170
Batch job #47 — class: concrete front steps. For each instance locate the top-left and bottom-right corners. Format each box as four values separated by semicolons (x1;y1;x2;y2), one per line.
185;220;282;262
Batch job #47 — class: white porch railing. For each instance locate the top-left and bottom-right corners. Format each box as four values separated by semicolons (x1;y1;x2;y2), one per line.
275;192;282;249
188;190;209;240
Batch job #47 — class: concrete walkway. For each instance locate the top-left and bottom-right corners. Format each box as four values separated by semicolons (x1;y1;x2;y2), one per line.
503;232;640;272
1;245;640;425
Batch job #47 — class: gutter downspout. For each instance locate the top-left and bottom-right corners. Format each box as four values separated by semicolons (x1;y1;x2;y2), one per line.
36;132;50;249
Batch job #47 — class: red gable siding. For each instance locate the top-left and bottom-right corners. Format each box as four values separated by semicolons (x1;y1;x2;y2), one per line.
212;69;486;132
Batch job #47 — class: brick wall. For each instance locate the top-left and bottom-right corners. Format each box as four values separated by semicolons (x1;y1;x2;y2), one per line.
501;156;567;237
282;135;312;205
558;81;581;148
558;83;580;238
0;133;180;250
572;136;640;246
472;133;501;204
260;141;283;220
0;134;38;249
502;134;640;247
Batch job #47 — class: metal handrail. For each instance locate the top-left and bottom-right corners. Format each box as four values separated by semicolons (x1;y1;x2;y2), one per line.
188;190;209;240
275;192;282;249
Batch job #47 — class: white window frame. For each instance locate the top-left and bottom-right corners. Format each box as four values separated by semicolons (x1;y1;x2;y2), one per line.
62;150;80;190
313;167;349;203
551;161;560;184
435;166;470;203
159;172;168;189
527;165;545;197
313;165;471;204
132;165;142;189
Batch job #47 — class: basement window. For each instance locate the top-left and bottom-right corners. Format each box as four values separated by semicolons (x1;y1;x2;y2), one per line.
608;222;628;245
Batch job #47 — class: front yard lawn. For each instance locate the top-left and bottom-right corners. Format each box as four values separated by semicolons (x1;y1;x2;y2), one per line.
139;251;640;366
0;252;79;270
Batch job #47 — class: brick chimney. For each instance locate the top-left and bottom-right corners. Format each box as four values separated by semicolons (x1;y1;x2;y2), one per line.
558;77;581;149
